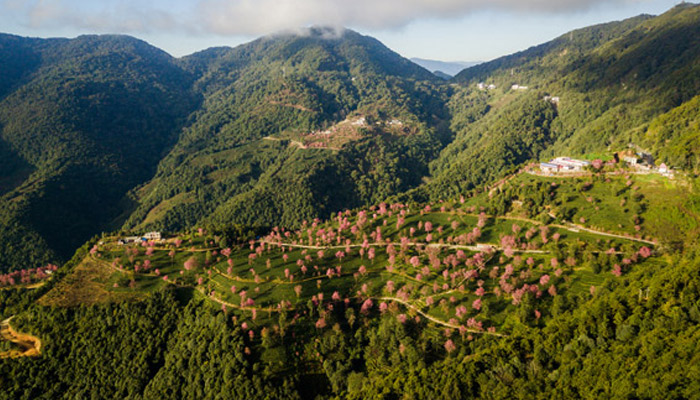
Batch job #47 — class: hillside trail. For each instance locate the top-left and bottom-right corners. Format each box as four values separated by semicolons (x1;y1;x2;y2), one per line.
262;135;341;151
259;239;550;254
377;296;506;337
0;281;47;291
550;223;656;245
262;136;307;149
0;316;41;358
450;211;656;246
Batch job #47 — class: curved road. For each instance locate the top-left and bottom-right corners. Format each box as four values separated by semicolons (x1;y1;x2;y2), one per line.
0;316;41;358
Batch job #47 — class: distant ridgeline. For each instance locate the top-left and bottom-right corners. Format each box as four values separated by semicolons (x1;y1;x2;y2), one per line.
0;4;699;271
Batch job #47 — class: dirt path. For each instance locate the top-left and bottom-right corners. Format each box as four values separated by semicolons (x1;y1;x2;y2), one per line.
262;136;307;149
0;281;47;291
450;211;655;246
259;240;549;254
267;100;316;113
550;223;656;245
377;296;506;337
488;168;526;196
0;317;41;358
200;288;291;314
262;136;340;151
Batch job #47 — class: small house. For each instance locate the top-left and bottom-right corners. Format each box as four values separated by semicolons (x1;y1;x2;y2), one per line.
352;117;366;127
623;156;638;165
118;236;140;245
143;231;162;241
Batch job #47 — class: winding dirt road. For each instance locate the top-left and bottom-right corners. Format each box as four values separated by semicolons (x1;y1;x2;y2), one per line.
377;296;506;337
0;316;41;358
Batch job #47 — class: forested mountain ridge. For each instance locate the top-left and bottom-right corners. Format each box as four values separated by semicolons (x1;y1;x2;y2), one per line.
121;27;451;234
1;4;700;399
0;34;199;272
0;4;699;273
423;3;700;198
2;167;699;398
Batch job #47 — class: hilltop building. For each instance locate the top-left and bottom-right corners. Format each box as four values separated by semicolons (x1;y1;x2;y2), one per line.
477;82;496;90
539;157;591;174
143;231;162;241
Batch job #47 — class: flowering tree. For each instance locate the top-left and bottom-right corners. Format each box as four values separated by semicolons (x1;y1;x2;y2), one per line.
360;298;373;314
472;298;482;311
444;339;456;353
184;257;198;271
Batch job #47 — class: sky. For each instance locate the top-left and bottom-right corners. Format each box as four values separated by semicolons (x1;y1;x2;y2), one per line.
0;0;686;61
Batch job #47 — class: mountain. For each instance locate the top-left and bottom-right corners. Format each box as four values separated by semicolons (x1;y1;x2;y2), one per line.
0;34;199;272
1;4;700;399
422;3;700;198
410;58;481;77
0;4;699;273
2;167;699;398
121;28;451;234
0;28;451;272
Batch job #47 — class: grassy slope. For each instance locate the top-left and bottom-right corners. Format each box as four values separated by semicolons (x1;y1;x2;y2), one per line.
44;171;685;338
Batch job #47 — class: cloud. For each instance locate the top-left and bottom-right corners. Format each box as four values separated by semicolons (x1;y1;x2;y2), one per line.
3;0;653;36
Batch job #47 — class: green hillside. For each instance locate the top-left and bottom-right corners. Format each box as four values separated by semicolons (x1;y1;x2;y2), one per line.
0;34;198;272
1;170;698;398
1;5;699;272
1;6;700;396
122;28;450;233
644;93;700;170
429;3;700;197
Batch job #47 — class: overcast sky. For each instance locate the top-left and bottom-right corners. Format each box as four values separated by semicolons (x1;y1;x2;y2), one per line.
0;0;685;61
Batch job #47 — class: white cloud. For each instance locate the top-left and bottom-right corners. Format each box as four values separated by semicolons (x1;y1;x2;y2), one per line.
2;0;654;36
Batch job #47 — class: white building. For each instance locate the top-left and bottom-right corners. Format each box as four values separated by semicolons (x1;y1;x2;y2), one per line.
143;231;162;241
118;236;140;245
544;96;560;104
658;163;672;175
540;157;591;173
512;84;529;91
623;156;638;165
477;83;496;91
351;117;366;127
